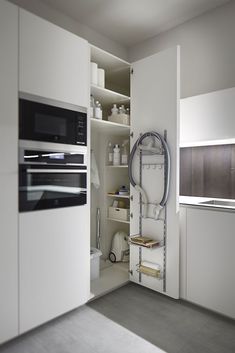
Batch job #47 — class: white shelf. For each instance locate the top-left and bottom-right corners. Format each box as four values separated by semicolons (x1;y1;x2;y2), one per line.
91;84;130;106
107;194;130;199
91;45;130;72
106;165;128;168
91;118;130;136
107;217;130;224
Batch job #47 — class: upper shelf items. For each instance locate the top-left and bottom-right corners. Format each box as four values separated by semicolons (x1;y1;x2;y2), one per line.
90;44;131;97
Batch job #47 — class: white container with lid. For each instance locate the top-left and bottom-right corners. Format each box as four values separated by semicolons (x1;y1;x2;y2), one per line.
90;247;102;280
90;62;98;85
97;68;105;88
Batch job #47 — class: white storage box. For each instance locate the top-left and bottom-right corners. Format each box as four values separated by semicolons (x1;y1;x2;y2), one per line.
108;207;130;221
90;247;102;280
108;114;130;126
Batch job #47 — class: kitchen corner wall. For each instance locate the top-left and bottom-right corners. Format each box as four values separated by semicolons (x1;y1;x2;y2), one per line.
8;0;128;61
128;0;235;99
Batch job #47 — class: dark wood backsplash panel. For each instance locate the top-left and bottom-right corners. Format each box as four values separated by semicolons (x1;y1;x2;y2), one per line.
180;144;234;199
180;148;192;196
191;147;204;196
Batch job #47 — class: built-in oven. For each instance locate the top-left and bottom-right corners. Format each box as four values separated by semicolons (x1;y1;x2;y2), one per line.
19;92;87;146
19;142;87;212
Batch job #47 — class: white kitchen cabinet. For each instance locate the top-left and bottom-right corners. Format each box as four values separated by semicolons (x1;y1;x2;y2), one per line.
182;206;235;318
19;205;90;333
179;207;187;299
0;0;18;344
180;87;235;146
19;8;89;108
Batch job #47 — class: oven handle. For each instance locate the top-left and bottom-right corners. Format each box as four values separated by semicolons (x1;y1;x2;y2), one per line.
26;169;87;174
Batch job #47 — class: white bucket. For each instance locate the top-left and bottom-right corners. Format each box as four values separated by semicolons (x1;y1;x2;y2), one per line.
90;247;102;280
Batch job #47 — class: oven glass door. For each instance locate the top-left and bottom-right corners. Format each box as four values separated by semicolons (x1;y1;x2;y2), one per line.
19;165;87;212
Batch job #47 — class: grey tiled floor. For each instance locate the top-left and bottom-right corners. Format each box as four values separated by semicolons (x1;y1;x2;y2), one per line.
1;283;234;353
89;283;235;353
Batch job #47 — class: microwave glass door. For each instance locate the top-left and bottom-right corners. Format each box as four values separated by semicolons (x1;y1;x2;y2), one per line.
19;98;87;146
19;165;87;212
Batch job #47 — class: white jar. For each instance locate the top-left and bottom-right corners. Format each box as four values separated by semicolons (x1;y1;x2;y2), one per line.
113;144;120;166
98;68;105;88
90;62;98;85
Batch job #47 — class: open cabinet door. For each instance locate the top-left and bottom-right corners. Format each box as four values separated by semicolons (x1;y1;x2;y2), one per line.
130;46;180;299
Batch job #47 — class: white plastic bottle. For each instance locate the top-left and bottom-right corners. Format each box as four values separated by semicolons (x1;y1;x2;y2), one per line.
95;101;102;120
107;142;113;165
90;95;95;118
111;104;118;116
119;105;126;115
113;144;120;166
121;142;128;165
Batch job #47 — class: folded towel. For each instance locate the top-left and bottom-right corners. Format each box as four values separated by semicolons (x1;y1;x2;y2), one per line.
139;261;161;278
91;150;100;189
142;261;160;271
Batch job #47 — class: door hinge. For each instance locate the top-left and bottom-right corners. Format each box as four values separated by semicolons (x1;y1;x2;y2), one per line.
131;68;134;74
128;270;133;275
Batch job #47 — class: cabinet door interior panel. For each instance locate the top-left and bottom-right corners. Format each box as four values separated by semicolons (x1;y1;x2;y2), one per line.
130;46;180;298
0;0;18;344
19;9;89;107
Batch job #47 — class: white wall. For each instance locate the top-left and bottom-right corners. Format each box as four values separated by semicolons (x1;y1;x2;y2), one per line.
8;0;128;61
128;1;235;99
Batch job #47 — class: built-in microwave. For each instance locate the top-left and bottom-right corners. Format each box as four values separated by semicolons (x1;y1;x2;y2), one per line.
19;92;87;146
19;141;87;212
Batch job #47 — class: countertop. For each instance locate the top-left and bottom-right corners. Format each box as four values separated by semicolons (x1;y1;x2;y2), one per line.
179;196;235;211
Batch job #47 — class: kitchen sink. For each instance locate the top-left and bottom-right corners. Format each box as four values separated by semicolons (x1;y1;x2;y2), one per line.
199;199;235;208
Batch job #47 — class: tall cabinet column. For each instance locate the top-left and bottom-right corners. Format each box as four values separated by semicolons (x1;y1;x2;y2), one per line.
0;0;19;344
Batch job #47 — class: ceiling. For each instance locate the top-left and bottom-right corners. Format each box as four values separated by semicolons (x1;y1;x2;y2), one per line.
40;0;230;47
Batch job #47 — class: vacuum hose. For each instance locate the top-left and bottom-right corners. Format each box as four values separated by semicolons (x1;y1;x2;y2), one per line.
128;131;170;219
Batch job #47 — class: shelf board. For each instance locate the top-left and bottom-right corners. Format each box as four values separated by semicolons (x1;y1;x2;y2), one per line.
106;164;128;168
91;84;130;105
90;45;130;72
107;194;130;199
107;217;130;224
91;118;130;136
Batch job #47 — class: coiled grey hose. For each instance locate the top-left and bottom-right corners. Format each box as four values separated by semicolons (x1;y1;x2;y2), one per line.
128;131;170;218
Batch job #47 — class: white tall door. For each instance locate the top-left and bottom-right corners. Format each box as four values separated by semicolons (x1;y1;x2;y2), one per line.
0;0;18;343
130;47;180;299
19;206;90;333
19;9;89;108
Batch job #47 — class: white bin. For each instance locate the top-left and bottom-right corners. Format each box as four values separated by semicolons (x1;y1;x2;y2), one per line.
90;247;102;280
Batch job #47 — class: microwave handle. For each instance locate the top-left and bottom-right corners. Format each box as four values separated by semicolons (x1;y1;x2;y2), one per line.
26;169;87;174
